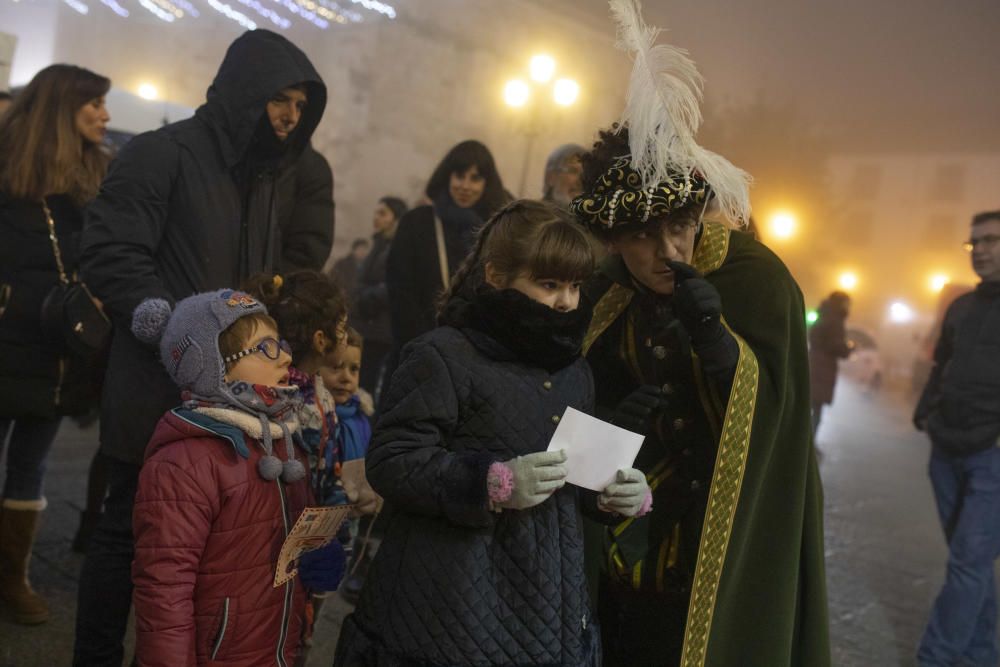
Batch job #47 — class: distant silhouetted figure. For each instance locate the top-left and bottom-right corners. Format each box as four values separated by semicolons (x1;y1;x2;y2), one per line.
808;291;852;440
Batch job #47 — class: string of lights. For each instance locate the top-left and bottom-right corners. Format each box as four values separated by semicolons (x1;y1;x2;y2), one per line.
171;0;199;17
348;0;394;19
270;0;328;29
35;0;396;26
234;0;291;29
137;0;177;22
99;0;129;16
315;0;361;23
149;0;186;19
63;0;89;14
205;0;257;29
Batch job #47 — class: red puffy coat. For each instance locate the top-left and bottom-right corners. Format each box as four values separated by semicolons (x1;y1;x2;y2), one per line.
132;408;311;667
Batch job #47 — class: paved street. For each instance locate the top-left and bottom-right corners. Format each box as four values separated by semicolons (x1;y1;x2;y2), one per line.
1;378;994;666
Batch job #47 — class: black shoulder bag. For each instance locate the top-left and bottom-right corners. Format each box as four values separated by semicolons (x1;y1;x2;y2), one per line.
38;198;111;356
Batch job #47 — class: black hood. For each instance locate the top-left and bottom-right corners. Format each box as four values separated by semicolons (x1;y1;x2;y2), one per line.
195;29;327;169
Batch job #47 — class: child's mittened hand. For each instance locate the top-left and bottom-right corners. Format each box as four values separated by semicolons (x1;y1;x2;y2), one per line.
598;468;652;517
297;540;346;592
491;450;568;511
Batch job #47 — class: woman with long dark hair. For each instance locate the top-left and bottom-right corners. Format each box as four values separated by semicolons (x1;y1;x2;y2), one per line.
384;141;508;370
0;64;111;624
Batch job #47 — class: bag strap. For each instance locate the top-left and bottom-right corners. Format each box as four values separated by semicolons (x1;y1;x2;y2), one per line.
433;215;450;289
42;198;70;286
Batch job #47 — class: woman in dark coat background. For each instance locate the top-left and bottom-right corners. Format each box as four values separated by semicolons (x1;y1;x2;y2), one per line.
0;64;111;624
383;140;508;393
809;290;853;439
351;195;407;400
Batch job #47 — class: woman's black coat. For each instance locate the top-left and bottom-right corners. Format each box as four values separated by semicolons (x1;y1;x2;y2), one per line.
385;205;475;350
351;230;392;345
0;194;99;417
335;319;600;666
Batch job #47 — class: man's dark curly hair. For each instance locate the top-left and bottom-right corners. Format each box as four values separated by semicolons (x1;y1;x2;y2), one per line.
580;123;632;196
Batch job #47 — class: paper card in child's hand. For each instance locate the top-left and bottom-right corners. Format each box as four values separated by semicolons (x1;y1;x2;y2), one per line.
273;505;354;588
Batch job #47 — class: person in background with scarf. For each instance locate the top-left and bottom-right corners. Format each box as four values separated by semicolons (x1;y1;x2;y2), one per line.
383;140;508;395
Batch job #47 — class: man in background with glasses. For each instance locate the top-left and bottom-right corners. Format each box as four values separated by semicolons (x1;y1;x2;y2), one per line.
914;210;1000;667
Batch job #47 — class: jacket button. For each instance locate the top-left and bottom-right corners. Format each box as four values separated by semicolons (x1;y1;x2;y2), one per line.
653;345;667;359
543;380;553;390
673;418;686;431
682;448;693;457
690;480;702;491
551;415;561;424
662;383;674;395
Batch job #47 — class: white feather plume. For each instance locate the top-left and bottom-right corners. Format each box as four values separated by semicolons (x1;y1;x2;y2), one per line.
610;0;752;226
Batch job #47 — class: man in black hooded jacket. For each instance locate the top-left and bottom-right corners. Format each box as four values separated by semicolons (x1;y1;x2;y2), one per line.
73;30;328;666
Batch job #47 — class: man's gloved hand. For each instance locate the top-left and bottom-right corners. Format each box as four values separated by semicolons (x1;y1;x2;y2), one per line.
668;261;724;346
490;450;568;510
610;385;665;434
297;539;347;592
669;260;739;378
598;468;652;517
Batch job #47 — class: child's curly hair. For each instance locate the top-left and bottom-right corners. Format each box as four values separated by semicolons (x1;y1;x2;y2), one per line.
243;270;347;364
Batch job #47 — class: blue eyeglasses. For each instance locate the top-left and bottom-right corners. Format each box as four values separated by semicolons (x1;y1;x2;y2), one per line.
223;337;292;364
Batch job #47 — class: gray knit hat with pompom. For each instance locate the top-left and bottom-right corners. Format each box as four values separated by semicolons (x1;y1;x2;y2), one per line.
132;289;268;398
131;290;305;483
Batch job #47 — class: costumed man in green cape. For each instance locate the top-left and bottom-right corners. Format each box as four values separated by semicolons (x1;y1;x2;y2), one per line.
570;2;831;665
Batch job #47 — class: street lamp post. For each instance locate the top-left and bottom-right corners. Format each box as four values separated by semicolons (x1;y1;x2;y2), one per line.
503;54;579;197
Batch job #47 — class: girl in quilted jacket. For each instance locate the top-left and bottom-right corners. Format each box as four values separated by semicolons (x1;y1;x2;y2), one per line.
128;289;344;667
334;200;651;667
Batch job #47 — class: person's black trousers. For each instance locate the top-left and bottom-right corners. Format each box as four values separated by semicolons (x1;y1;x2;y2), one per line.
73;457;141;667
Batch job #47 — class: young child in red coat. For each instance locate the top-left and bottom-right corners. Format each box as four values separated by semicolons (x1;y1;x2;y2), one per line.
128;289;344;667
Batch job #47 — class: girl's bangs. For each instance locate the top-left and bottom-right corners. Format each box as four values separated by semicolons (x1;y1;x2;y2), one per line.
527;222;595;282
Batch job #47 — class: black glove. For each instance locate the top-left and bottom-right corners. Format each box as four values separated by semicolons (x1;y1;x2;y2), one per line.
669;261;739;378
610;385;666;434
668;261;724;346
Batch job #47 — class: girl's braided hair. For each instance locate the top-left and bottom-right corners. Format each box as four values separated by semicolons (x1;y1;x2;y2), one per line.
243;270;347;364
437;199;596;313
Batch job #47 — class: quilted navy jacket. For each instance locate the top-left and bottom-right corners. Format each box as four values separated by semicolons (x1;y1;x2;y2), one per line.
335;324;600;667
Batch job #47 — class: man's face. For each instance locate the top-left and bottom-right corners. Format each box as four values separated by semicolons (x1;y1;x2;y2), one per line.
546;156;583;206
968;219;1000;282
608;212;699;295
266;86;308;141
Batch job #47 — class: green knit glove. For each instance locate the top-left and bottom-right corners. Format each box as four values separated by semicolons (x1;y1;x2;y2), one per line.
490;450;568;510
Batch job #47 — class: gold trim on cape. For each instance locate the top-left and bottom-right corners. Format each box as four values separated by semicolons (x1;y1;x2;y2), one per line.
680;330;759;667
582;282;633;356
691;220;730;275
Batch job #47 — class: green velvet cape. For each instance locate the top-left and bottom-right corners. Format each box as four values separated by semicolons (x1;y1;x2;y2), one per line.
584;222;831;666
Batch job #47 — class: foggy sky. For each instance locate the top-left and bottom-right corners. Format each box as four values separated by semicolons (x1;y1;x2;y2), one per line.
570;0;1000;153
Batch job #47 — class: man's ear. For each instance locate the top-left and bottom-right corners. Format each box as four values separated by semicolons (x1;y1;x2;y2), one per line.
312;329;328;355
484;261;505;289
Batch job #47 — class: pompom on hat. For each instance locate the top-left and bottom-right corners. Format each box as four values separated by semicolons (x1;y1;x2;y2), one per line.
131;290;305;482
132;289;268;399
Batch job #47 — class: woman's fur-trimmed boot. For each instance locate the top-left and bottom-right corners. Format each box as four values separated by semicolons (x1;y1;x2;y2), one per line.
0;499;50;624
